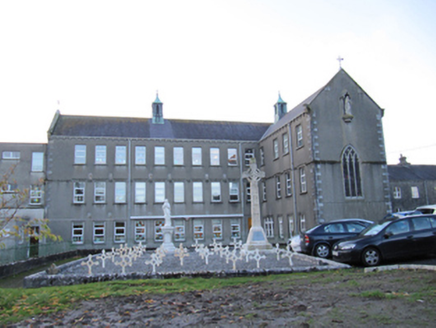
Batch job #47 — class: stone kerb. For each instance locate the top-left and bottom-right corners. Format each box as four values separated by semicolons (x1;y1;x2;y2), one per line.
23;242;350;288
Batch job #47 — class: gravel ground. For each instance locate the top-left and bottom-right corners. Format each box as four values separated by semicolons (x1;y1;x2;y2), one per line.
10;268;436;327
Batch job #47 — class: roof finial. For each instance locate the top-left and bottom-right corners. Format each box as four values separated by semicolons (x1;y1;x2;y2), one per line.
337;56;344;70
154;91;162;104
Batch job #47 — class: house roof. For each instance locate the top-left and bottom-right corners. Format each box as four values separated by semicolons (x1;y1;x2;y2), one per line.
49;114;270;142
388;165;436;181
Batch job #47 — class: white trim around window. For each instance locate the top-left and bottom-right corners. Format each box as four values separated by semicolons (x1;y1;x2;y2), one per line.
115;182;126;203
72;222;84;245
93;222;105;244
73;182;85;204
94;181;106;203
74;145;86;164
114;221;126;243
211;182;221;202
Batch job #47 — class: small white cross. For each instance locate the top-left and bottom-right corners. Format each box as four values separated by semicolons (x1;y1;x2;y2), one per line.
337;56;344;69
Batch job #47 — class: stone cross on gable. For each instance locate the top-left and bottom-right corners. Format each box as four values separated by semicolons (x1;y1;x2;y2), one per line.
337;56;344;69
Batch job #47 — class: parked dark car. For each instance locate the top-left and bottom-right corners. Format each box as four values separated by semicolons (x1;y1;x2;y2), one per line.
300;219;373;258
332;215;436;266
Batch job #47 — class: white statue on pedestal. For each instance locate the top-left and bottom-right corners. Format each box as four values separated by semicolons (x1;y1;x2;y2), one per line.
163;199;172;227
160;199;175;252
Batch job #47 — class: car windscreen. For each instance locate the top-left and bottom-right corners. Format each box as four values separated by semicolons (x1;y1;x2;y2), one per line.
361;221;391;236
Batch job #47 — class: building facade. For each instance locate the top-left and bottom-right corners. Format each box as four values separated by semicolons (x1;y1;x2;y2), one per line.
0;143;46;261
2;69;399;254
388;156;436;212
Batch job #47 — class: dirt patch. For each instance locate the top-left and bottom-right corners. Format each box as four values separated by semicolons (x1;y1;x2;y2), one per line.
9;269;436;327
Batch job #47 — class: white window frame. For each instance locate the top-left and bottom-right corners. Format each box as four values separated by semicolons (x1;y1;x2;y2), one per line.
278;215;284;239
288;215;294;237
135;146;146;165
95;145;106;164
154;220;164;242
273;138;279;159
231;219;241;239
93;222;105;244
276;175;282;198
2;183;17;193
264;217;274;238
174;219;186;241
114;221;126;243
244;149;254;166
210;147;220;166
174;182;185;203
115;146;127;165
300;214;306;232
29;185;43;205
246;182;251;203
115;182;126;203
135;182;146;203
134;221;146;243
211;182;221;202
173;147;184;166
411;186;419;199
74;145;86;164
212;219;223;240
72;222;84;245
296;125;303;148
285;172;292;196
299;167;307;193
2;151;20;160
193;219;204;240
155;146;165;165
229;181;239;202
227;148;237;166
260;147;265;166
192;147;202;166
393;186;401;199
73;182;85;204
31;152;44;172
155;182;165;203
193;182;203;203
282;133;289;154
262;181;267;202
94;181;106;203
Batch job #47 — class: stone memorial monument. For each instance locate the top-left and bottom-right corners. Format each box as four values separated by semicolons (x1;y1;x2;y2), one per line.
242;158;272;250
161;199;176;252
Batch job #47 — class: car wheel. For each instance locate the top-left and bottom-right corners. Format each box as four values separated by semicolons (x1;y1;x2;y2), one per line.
314;243;330;258
362;247;381;266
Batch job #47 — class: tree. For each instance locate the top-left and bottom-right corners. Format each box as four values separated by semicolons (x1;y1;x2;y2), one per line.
0;165;61;253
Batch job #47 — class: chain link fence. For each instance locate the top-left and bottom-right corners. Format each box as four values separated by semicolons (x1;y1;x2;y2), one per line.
0;241;78;265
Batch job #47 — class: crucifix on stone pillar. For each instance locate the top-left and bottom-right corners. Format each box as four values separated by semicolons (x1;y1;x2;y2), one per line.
242;158;272;250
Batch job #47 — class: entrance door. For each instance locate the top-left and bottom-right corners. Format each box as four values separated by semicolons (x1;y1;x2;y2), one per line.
248;217;252;230
29;226;39;258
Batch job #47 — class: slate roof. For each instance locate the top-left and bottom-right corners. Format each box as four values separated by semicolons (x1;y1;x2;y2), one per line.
261;87;322;140
388;165;436;181
49;114;271;142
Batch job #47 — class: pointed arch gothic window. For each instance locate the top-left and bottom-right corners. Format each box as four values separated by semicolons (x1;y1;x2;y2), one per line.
342;146;362;198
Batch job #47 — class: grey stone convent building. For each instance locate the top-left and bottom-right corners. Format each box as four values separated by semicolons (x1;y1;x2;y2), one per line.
2;69;398;254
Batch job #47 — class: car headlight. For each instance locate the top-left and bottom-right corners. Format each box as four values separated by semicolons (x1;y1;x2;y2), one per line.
339;243;356;250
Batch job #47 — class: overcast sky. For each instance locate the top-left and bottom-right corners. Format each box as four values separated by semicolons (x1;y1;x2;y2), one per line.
1;0;435;165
